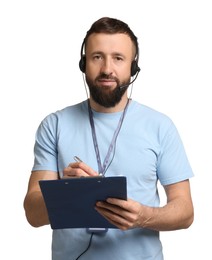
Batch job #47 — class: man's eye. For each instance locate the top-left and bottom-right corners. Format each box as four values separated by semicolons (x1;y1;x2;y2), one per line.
93;55;101;60
116;57;123;61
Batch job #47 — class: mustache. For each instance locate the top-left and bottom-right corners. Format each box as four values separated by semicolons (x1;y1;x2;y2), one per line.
96;73;118;81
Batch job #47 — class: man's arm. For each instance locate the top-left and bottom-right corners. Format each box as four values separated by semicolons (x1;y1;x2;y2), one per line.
95;179;194;231
23;161;98;228
23;170;58;227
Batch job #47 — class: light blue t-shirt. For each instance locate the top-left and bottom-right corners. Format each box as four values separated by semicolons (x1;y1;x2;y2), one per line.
32;100;193;260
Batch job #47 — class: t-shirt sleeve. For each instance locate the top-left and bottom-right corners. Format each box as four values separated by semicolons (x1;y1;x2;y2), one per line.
157;120;194;185
32;113;58;172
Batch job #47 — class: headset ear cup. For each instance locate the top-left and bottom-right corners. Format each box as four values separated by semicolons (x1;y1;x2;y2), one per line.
131;60;140;76
79;55;86;73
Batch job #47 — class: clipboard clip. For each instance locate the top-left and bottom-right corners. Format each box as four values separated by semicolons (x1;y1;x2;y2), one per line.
86;228;108;234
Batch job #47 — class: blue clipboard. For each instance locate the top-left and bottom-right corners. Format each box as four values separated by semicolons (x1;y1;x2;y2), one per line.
39;176;127;229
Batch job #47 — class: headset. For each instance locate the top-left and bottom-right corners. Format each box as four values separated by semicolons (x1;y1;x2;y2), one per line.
79;38;140;77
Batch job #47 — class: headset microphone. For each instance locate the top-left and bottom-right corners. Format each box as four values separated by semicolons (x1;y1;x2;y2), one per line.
119;68;140;90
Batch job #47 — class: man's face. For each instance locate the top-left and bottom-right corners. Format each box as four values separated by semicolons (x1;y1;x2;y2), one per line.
84;33;135;108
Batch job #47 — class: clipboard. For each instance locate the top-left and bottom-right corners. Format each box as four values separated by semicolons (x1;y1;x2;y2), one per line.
39;176;127;229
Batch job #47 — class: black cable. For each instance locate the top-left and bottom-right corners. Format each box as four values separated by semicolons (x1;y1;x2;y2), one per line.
75;233;94;260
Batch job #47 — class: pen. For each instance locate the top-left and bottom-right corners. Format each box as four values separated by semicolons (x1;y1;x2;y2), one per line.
73;156;103;177
73;156;83;163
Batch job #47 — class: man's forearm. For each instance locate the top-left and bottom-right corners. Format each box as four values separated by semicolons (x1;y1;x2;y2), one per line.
140;198;194;231
24;191;50;227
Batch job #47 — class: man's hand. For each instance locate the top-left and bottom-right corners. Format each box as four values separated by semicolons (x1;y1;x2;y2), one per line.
95;198;147;230
63;161;99;178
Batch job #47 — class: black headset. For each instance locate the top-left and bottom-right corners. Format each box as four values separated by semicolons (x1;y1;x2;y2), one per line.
79;38;140;76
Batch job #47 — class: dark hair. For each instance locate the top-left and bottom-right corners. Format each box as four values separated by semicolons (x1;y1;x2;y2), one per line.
82;17;139;59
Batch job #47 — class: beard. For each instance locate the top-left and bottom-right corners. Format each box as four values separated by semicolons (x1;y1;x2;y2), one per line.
85;74;130;108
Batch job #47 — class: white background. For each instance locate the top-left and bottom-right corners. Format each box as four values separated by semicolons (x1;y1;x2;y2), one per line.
0;0;211;259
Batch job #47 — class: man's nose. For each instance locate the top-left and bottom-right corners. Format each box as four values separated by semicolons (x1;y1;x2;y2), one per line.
100;58;113;75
